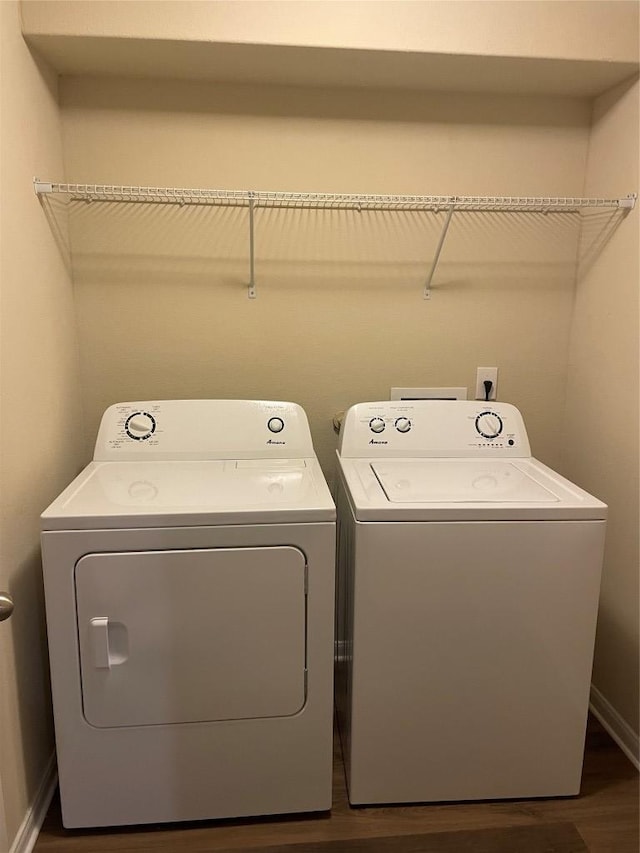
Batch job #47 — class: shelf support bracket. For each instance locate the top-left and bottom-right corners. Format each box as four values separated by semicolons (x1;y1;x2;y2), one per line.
248;194;256;299
34;178;53;196
424;201;455;299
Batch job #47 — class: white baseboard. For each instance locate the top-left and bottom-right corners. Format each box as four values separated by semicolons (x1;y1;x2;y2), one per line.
9;753;57;853
590;684;640;771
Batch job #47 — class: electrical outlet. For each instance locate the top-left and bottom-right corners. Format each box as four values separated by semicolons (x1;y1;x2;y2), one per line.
475;367;498;401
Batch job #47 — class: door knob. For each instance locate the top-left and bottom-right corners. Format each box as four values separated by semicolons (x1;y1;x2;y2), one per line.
0;592;14;622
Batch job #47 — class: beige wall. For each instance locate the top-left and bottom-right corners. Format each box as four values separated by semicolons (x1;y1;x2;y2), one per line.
563;76;639;735
59;77;592;480
0;2;84;847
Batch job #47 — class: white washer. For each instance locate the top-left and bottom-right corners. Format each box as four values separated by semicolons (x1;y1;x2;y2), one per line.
335;400;606;805
41;400;335;828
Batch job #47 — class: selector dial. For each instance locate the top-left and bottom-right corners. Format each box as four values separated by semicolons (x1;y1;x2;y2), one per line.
267;417;285;433
369;417;386;434
395;417;412;433
125;412;156;441
475;411;503;439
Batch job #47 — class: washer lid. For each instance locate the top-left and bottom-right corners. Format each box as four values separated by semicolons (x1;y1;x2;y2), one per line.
372;460;558;503
338;456;607;521
41;458;335;530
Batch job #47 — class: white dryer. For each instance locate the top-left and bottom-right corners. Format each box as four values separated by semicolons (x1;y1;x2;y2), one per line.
335;400;606;805
41;400;335;828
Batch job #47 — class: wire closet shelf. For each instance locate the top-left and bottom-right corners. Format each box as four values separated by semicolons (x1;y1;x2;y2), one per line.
33;181;636;212
34;180;637;298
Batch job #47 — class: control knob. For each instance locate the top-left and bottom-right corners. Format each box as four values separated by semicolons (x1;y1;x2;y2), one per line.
125;412;156;441
395;417;412;433
369;418;386;434
267;417;285;433
475;412;503;439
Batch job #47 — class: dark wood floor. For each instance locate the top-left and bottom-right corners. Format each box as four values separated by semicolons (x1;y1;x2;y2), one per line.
34;716;638;852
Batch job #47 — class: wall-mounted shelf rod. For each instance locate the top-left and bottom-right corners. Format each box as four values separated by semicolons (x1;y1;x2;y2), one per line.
424;202;454;300
248;194;256;299
33;181;636;213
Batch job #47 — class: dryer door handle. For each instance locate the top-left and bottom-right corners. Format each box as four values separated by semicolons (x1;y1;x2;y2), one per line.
90;617;112;668
88;617;129;669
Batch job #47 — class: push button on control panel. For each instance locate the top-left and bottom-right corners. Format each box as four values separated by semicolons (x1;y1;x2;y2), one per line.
267;417;285;433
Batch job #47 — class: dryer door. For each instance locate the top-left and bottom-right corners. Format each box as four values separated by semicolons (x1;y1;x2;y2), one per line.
75;546;307;727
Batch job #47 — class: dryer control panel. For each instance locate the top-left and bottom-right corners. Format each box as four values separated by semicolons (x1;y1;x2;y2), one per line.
338;400;531;458
94;400;315;461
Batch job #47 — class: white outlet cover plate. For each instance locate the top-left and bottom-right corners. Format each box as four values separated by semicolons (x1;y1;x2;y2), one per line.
475;368;498;400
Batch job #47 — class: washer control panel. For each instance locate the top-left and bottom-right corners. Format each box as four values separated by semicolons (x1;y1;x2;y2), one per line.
94;400;315;461
339;400;531;458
